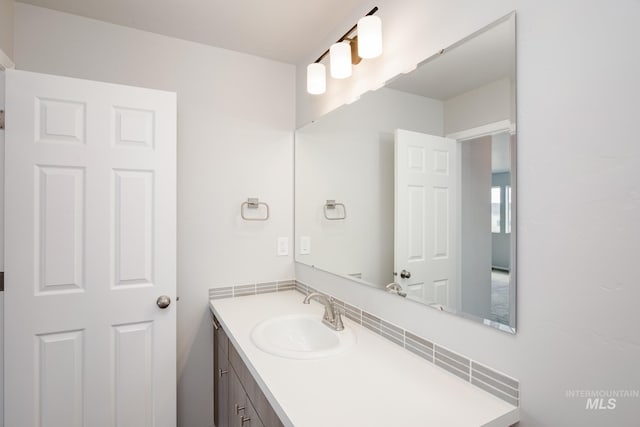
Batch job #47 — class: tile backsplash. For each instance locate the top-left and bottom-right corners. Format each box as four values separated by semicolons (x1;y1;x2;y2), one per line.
208;279;295;300
209;279;519;407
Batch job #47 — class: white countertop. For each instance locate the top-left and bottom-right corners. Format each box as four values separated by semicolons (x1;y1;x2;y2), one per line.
210;291;519;427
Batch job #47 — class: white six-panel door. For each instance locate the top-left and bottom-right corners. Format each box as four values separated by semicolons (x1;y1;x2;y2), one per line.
4;70;176;427
394;129;458;307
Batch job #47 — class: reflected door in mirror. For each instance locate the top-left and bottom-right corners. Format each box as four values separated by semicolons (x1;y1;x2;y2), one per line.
394;129;459;307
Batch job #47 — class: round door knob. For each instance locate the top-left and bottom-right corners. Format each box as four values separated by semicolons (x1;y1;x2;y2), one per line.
156;295;171;309
400;269;411;279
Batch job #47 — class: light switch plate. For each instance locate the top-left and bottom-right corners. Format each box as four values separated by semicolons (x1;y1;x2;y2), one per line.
300;236;311;255
277;237;289;256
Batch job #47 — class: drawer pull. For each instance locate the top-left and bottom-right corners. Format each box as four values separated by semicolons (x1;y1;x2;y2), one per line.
241;416;251;425
218;369;228;377
235;404;245;414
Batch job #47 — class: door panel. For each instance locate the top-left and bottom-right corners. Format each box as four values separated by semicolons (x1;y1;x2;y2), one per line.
433;187;450;259
113;322;154;427
36;166;85;294
407;185;425;263
37;330;84;427
36;97;86;144
113;107;155;148
5;69;176;427
113;169;154;287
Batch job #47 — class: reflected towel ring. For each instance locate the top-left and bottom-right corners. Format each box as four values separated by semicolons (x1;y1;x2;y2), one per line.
241;198;269;221
323;200;347;220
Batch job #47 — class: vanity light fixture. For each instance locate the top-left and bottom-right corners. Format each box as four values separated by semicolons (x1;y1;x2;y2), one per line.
306;63;326;94
357;15;383;59
306;7;382;95
330;41;352;79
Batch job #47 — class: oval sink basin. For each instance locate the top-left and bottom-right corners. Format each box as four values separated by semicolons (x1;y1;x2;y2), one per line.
251;314;356;359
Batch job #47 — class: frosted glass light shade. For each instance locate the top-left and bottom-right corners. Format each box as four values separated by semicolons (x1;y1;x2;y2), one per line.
330;41;352;79
357;15;383;59
306;63;326;95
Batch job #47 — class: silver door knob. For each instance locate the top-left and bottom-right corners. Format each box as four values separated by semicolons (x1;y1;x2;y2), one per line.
400;269;411;279
156;295;171;309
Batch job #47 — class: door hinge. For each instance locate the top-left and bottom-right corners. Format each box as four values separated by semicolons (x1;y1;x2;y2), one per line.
0;110;4;130
0;272;4;292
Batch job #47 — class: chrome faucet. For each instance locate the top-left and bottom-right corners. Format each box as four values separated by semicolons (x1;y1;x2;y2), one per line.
385;282;407;297
303;292;344;331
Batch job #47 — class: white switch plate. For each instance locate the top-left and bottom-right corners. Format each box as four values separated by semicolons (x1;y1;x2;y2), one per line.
300;236;311;255
277;237;289;256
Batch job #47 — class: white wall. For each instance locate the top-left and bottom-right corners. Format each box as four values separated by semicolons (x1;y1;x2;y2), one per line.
296;87;442;286
296;0;640;426
444;77;513;135
0;0;14;63
14;4;295;427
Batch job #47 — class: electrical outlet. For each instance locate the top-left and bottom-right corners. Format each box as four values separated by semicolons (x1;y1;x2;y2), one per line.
277;237;289;256
300;236;311;255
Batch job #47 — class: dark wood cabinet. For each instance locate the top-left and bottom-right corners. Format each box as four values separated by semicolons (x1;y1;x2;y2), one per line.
213;315;284;427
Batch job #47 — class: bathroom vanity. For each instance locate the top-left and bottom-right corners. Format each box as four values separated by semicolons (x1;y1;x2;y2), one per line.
210;291;519;427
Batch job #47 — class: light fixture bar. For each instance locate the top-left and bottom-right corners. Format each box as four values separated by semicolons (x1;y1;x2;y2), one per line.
312;7;378;65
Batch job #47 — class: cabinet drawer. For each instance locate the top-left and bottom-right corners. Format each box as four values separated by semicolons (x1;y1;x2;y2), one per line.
229;345;284;427
242;389;265;427
229;368;264;427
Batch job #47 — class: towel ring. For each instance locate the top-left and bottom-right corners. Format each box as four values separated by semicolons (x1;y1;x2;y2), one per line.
323;200;347;220
241;198;269;221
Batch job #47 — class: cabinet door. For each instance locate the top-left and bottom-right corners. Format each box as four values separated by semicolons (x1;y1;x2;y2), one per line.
214;320;230;427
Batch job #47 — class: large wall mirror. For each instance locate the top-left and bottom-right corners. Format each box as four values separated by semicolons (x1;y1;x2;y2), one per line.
295;13;517;333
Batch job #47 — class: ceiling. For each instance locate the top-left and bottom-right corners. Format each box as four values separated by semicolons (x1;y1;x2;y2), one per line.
17;0;367;64
387;15;515;101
